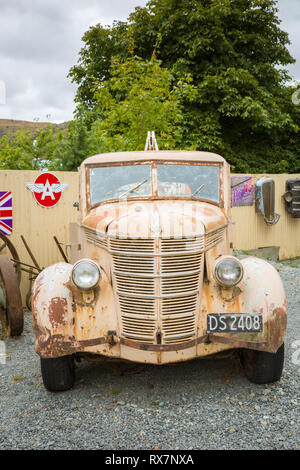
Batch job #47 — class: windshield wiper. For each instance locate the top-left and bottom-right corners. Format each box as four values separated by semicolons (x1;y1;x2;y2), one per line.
192;183;205;197
119;178;149;199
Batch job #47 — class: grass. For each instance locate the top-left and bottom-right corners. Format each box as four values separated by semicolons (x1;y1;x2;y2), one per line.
12;374;23;382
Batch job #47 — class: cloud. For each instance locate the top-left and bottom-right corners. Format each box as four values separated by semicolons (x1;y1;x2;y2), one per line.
0;0;298;123
277;0;300;81
0;0;147;122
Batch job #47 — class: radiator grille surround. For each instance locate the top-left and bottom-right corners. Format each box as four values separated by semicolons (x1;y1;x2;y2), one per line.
109;228;225;345
83;223;226;345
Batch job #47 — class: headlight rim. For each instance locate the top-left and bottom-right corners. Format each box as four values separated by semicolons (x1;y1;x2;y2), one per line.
71;259;101;290
214;256;244;288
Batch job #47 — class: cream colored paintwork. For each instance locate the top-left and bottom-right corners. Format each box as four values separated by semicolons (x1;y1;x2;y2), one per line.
83;150;226;166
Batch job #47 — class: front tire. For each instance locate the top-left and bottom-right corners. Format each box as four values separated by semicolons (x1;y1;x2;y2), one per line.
241;343;284;384
40;356;75;391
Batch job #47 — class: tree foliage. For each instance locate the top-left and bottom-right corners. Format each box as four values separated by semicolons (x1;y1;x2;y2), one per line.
87;55;197;155
1;0;299;173
0;56;196;171
0;126;59;170
68;0;300;173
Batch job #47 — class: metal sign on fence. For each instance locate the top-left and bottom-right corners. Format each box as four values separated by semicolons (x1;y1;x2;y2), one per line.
25;172;69;208
0;191;13;235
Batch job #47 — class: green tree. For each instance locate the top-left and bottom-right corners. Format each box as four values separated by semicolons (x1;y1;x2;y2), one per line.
0;126;59;170
48;112;90;171
69;0;300;173
87;55;197;154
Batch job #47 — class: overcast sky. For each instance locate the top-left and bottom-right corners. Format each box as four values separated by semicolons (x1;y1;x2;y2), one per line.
0;0;299;123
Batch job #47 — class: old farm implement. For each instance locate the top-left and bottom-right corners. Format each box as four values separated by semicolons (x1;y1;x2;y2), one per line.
0;233;69;337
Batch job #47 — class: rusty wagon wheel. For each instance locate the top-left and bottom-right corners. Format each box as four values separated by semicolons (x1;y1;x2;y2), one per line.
0;233;21;285
0;256;23;336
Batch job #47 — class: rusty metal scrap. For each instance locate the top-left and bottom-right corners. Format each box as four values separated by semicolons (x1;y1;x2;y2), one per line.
0;256;23;336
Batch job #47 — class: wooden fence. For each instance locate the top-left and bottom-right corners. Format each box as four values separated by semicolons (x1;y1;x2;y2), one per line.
231;173;300;260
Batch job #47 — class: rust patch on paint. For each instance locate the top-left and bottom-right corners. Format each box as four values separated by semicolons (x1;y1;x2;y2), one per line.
34;323;110;358
120;336;207;352
49;297;68;327
267;307;287;352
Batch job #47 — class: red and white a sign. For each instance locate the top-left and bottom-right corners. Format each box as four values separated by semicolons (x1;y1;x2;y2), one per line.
25;172;68;208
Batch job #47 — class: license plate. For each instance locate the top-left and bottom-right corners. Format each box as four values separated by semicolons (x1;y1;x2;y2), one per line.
207;314;263;333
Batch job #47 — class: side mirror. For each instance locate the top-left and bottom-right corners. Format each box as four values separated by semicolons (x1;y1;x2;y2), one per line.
255;177;280;225
283;179;300;218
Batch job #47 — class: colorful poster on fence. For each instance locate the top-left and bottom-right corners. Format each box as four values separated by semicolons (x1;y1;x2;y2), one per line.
231;176;254;207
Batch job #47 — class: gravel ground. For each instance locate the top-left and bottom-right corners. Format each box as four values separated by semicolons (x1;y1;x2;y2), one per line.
0;258;299;450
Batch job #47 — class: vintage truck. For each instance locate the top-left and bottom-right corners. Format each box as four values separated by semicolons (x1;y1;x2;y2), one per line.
32;150;287;391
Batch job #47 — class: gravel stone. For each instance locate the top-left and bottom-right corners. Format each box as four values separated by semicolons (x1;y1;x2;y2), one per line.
0;258;299;449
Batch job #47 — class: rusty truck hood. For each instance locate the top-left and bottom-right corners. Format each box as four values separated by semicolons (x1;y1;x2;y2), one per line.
82;200;227;237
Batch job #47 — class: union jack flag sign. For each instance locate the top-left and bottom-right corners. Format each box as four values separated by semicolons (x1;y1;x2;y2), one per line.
0;191;12;235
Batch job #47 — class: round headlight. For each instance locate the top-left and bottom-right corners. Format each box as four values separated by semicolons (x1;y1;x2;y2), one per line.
72;260;100;290
214;258;243;287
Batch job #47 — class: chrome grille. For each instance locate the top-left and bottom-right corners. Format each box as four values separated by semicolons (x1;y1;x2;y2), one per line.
161;253;203;273
113;254;155;274
111;235;207;344
83;223;226;344
122;316;156;343
161;293;199;344
115;274;155;295
83;225;108;249
161;295;198;315
118;295;156;317
161;273;200;294
110;238;155;253
205;226;226;250
161;237;204;252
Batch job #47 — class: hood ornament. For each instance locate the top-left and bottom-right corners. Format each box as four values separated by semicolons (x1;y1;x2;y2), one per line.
151;212;163;236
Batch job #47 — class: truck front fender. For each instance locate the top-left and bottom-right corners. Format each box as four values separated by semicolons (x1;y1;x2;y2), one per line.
240;256;287;352
208;257;287;353
32;263;75;357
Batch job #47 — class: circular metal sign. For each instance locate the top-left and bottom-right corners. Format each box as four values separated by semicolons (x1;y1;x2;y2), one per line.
25;172;68;208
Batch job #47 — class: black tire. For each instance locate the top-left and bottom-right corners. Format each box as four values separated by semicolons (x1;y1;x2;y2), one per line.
40;356;75;391
241;343;284;384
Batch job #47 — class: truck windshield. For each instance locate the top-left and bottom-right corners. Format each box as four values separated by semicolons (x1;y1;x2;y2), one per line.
157;164;220;202
89;163;220;205
89;164;152;205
